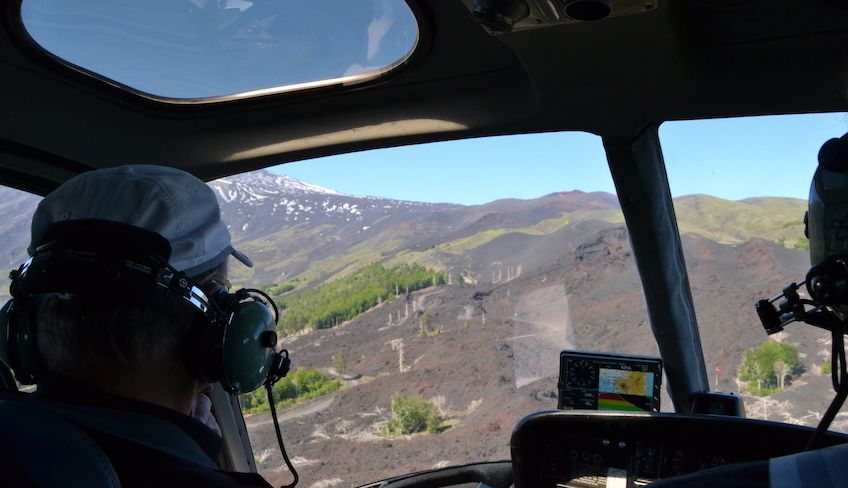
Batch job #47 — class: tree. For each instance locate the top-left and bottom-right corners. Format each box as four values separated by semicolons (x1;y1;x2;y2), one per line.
774;361;788;390
740;341;802;396
276;263;443;334
418;312;442;337
239;367;341;414
334;352;348;376
822;360;832;375
384;393;442;435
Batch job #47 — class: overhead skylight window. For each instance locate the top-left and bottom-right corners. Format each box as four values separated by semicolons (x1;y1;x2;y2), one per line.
20;0;419;101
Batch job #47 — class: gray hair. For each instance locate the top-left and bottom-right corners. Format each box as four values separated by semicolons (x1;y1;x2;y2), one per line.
35;261;228;376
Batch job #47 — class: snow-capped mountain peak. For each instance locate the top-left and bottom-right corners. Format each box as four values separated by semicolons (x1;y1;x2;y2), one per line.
208;170;442;239
211;170;339;204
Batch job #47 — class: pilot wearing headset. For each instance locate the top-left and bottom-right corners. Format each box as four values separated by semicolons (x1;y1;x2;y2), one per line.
0;165;289;487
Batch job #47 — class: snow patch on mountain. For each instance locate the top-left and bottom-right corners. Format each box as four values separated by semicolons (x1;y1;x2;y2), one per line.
208;170;444;228
211;170;339;203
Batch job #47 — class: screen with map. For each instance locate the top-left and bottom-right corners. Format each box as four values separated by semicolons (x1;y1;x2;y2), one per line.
557;350;663;412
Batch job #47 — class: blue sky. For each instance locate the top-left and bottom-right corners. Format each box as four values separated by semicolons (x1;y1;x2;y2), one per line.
271;112;848;205
23;0;418;99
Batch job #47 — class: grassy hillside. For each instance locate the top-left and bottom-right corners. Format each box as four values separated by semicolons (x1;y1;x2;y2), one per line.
441;215;572;253
247;195;808;296
673;195;807;249
0;185;811;302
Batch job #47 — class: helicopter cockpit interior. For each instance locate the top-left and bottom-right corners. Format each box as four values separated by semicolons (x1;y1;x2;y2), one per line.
1;1;848;487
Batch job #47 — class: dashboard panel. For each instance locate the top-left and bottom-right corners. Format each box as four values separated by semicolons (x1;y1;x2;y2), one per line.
558;351;662;413
511;411;848;487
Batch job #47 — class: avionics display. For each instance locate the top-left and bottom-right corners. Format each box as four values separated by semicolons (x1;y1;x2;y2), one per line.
558;350;662;412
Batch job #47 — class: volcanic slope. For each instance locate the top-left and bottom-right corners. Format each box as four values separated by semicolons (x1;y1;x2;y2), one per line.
0;170;807;296
246;225;833;488
210;171;626;289
247;226;652;487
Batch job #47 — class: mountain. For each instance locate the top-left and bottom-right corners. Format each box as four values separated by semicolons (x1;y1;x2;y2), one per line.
210;172;809;293
0;186;40;296
674;194;807;248
209;171;625;288
208;171;456;286
0;170;809;293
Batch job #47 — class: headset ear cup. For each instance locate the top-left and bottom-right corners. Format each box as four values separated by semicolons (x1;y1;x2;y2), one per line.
15;299;44;384
220;300;276;395
0;300;16;374
0;298;45;385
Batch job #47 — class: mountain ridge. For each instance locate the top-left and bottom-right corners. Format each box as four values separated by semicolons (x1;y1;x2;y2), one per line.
0;170;810;295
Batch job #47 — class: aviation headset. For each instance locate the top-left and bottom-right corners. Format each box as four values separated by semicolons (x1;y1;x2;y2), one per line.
0;219;289;394
804;134;848;306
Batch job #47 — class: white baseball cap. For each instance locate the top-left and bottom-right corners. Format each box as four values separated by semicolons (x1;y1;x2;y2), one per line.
28;165;252;276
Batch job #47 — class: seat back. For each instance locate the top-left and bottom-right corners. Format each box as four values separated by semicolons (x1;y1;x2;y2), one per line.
770;442;848;487
0;399;121;487
0;394;221;487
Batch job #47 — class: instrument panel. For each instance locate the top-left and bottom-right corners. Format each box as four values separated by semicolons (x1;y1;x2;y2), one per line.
511;411;848;488
558;351;662;413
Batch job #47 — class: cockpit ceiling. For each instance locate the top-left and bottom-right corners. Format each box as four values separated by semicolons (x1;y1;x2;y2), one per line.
0;0;846;194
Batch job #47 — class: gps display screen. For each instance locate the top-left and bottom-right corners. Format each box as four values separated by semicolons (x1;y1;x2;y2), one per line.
557;350;663;412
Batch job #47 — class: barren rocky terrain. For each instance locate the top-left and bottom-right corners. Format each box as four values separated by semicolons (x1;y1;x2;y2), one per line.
245;226;841;488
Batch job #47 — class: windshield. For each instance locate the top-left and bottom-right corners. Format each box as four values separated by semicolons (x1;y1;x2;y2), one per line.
661;113;848;432
0;132;659;485
7;119;848;484
218;132;664;486
20;0;419;101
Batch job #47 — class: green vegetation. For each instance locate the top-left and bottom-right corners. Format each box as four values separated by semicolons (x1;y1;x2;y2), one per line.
274;263;445;335
240;368;341;414
793;238;810;250
384;393;443;436
673;195;806;248
388;215;576;269
822;360;832;376
439;229;512;255
334;352;348;376
263;282;296;296
530;215;572;234
437;215;571;255
739;341;802;396
418;312;443;337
